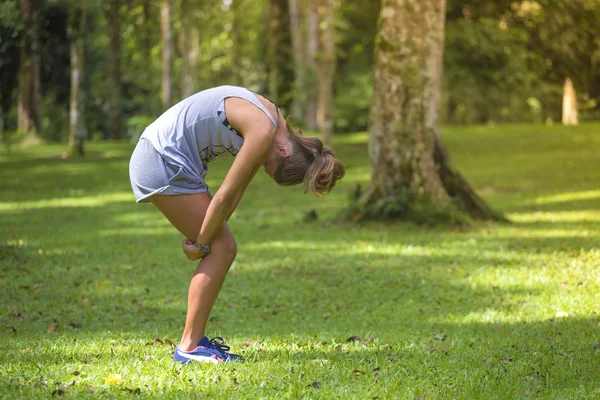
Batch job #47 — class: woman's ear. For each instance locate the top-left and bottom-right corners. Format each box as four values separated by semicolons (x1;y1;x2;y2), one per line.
278;143;292;158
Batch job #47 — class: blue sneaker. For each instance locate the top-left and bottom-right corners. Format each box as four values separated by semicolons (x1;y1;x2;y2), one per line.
174;336;244;364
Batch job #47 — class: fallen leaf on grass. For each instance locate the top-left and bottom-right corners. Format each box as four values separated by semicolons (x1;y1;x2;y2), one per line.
146;338;163;346
47;323;57;334
241;340;259;346
432;332;445;341
427;345;453;353
213;376;221;383
51;389;65;397
122;387;141;395
353;369;366;376
72;371;80;376
163;338;176;347
309;381;321;389
106;374;123;384
86;385;96;393
347;336;361;342
56;380;75;389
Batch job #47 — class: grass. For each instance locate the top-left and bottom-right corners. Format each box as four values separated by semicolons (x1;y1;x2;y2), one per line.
1;123;600;399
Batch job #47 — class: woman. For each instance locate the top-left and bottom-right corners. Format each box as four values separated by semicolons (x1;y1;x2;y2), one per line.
129;86;345;364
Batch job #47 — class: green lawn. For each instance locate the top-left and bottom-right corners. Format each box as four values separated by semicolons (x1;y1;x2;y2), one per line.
1;123;599;399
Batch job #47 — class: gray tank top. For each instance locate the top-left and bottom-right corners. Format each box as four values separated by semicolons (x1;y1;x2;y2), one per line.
140;85;277;181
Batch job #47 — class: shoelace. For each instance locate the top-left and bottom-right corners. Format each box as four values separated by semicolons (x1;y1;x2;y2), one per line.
209;337;231;356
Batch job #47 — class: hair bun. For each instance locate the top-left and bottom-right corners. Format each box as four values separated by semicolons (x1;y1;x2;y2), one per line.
306;148;345;196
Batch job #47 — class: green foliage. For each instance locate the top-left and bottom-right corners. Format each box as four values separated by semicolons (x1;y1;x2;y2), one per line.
125;115;154;142
2;124;600;397
334;70;373;132
40;95;69;142
444;17;535;124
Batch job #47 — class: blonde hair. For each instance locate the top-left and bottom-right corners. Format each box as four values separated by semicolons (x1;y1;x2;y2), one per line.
274;120;345;196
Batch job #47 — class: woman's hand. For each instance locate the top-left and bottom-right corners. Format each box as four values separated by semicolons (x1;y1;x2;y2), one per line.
182;239;206;261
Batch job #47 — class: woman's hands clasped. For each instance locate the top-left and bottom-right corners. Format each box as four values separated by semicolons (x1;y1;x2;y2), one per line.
182;239;207;261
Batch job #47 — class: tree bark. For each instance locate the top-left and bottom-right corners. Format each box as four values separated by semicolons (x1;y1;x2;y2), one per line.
562;77;578;125
305;0;319;130
359;0;503;222
316;0;335;149
161;0;173;109
106;0;124;140
288;0;306;122
179;0;198;98
68;0;86;156
18;0;42;143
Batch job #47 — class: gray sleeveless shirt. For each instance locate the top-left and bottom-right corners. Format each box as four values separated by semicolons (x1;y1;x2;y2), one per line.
140;86;277;182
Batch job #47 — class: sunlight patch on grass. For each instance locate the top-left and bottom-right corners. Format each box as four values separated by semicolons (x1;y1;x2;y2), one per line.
533;190;600;205
112;212;170;225
337;171;371;184
496;226;599;238
331;132;368;144
509;210;600;223
0;192;133;211
99;227;175;236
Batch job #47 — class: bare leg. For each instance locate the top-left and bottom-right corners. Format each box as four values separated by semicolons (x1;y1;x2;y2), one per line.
150;193;237;351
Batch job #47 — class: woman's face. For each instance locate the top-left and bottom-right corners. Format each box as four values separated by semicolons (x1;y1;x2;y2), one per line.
263;133;291;179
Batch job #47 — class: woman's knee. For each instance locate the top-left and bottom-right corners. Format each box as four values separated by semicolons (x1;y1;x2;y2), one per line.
214;233;237;264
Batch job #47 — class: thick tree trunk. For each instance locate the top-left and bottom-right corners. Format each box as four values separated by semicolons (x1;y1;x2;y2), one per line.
316;0;335;149
358;0;503;222
68;0;86;156
18;0;42;143
562;77;578;125
161;0;173;109
179;0;198;98
288;0;306;122
107;0;123;140
305;0;319;130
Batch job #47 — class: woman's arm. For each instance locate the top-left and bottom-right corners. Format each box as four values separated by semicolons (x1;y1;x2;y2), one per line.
226;163;261;222
194;101;275;248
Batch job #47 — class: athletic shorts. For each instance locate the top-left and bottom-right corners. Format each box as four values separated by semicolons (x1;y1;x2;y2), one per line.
129;138;209;203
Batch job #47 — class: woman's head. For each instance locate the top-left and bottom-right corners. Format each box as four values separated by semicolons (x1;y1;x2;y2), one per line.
267;120;345;196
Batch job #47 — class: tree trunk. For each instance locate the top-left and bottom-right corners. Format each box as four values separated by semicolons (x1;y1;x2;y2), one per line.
305;0;319;130
179;0;198;98
68;0;86;156
18;0;42;143
562;77;578;125
106;0;123;140
316;0;335;149
288;0;306;122
358;0;503;222
161;0;173;109
267;0;281;103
